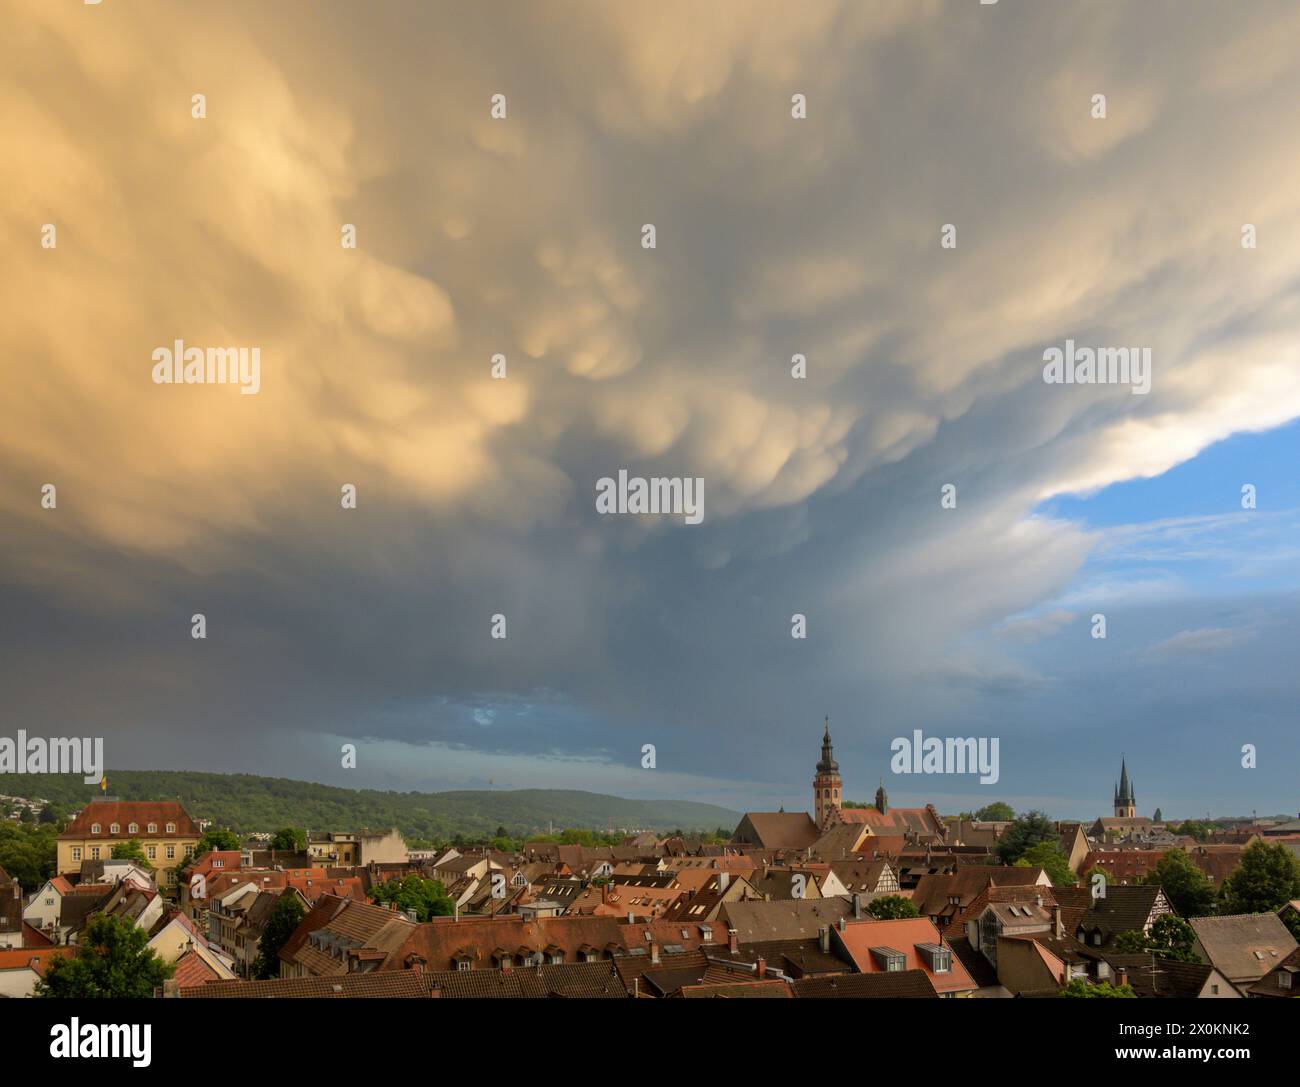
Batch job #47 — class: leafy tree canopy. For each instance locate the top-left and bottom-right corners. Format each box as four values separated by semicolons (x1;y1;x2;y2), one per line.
370;874;454;922
864;895;919;920
1014;841;1076;888
36;915;174;998
1217;840;1300;915
995;811;1058;866
974;802;1015;822
110;838;154;870
253;893;307;980
1141;849;1215;918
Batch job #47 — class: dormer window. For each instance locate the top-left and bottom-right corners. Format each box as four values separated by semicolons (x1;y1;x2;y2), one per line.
91;823;101;834
128;823;138;834
147;823;158;833
1279;973;1292;990
165;823;176;834
110;823;120;834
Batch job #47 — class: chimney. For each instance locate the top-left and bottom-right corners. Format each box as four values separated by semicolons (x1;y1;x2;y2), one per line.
838;916;846;932
852;893;862;920
754;956;766;978
1035;893;1043;908
728;927;739;953
601;881;612;906
650;942;660;965
1053;904;1063;939
819;925;830;953
718;872;730;892
1115;966;1128;988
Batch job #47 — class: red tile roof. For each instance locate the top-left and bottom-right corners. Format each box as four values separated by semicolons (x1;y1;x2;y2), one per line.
0;946;74;977
831;917;976;995
172;950;223;988
60;801;200;839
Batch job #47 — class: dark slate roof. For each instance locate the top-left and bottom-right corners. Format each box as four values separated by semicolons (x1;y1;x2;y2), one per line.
1104;953;1220;998
180;972;432;998
427;959;629;998
791;969;939;998
1075;885;1167;943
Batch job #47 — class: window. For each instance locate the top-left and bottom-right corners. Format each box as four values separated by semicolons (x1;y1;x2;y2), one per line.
166;845;176;860
147;846;156;859
1210;984;1219;995
166;823;176;834
110;823;120;834
45;898;54;906
91;847;100;860
212;858;224;867
1280;973;1293;991
91;823;101;834
128;823;138;833
184;845;194;858
147;823;157;833
550;953;564;965
71;848;81;861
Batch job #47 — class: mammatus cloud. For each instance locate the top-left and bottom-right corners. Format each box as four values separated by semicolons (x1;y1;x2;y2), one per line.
2;1;1299;815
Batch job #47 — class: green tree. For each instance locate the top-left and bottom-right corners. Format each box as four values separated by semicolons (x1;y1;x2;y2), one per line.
1141;850;1215;917
1014;841;1076;888
1147;914;1198;962
369;875;454;922
974;802;1015;822
864;895;920;920
269;827;307;852
1174;820;1211;843
253;893;306;980
36;915;174;998
1112;916;1198;963
0;821;60;891
1112;930;1149;954
1281;909;1300;943
995;811;1058;866
18;806;33;824
195;827;241;856
38;805;59;825
1217;840;1300;915
1061;978;1135;998
110;838;154;870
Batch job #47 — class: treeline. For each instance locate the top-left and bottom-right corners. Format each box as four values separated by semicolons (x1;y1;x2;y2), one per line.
19;770;740;843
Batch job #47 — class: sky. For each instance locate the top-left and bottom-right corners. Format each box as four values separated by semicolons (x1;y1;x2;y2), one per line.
2;0;1298;821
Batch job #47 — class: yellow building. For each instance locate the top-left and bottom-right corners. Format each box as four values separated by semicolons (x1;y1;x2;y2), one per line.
57;800;202;887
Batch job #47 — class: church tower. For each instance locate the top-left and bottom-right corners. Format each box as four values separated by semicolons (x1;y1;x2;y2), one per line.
813;718;842;828
1113;758;1136;818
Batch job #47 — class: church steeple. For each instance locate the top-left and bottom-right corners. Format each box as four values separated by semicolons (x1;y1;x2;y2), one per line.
875;779;888;815
1113;757;1136;818
813;717;842;828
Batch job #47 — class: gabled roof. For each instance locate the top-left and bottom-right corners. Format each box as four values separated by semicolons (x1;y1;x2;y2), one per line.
791;969;938;998
181;971;433;998
0;946;74;977
1075;885;1169;943
719;898;856;944
60;801;200;839
1104;952;1225;998
678;979;792;998
385;914;625;972
1247;946;1300;997
830;917;976;995
731;813;820;851
1188;914;1299;983
427;959;629;998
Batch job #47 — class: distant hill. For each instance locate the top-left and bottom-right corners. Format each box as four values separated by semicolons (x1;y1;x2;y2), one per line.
21;770;741;841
